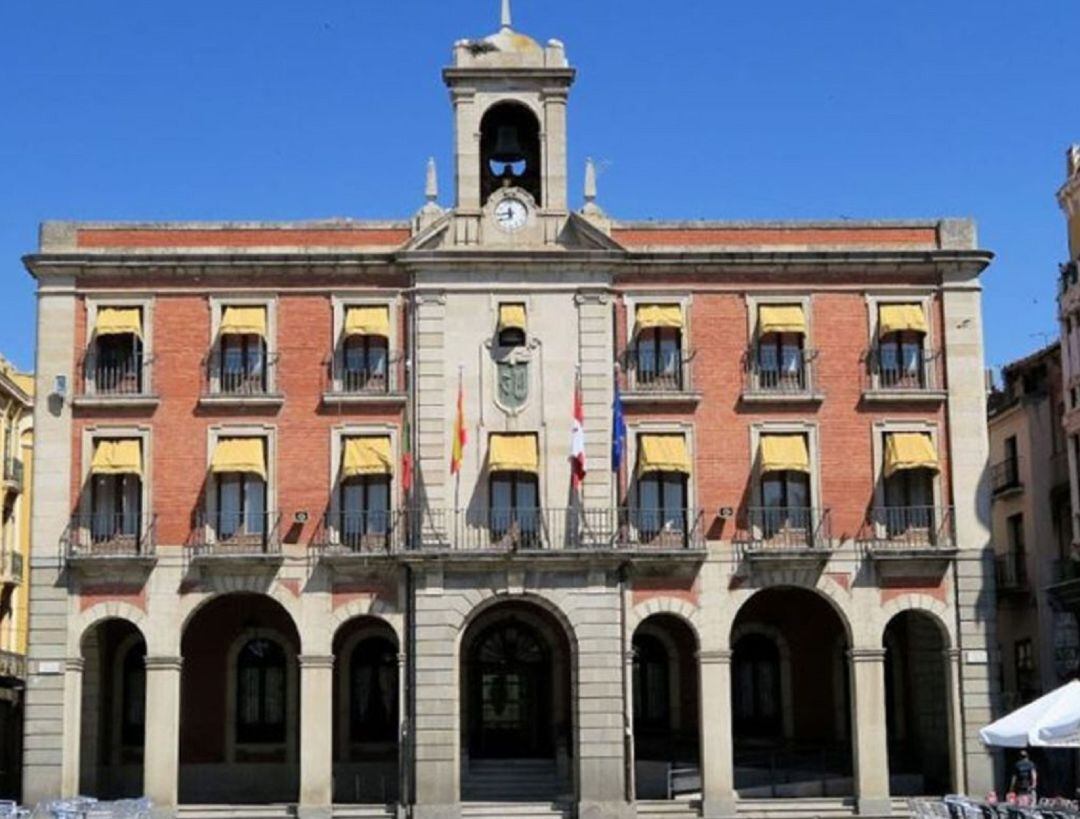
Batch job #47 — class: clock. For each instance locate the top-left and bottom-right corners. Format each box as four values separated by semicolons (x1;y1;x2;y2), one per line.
494;197;529;232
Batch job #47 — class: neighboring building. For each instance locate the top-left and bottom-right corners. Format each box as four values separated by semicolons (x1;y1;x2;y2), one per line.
22;7;997;819
987;344;1077;793
0;355;34;800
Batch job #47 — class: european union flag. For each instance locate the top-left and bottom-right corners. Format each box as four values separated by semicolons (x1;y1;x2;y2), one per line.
612;381;627;472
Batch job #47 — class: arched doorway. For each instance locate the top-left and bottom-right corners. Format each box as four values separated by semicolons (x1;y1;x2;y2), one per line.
332;617;399;805
631;614;700;799
731;587;853;798
179;594;300;805
460;601;573;802
883;611;951;795
79;619;146;799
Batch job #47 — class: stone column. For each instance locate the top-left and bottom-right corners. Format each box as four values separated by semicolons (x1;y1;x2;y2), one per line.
299;655;335;819
849;649;891;816
699;650;736;819
622;650;635;803
143;656;182;818
60;658;84;798
944;648;967;794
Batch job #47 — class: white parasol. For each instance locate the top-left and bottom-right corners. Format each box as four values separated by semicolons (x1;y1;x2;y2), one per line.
979;680;1080;748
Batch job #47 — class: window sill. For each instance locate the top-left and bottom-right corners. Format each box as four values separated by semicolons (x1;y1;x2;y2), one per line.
992;483;1024;501
198;393;285;409
72;394;161;409
861;388;947;404
621;390;703;408
739;390;825;406
321;391;408;408
737;543;832;563
863;544;958;561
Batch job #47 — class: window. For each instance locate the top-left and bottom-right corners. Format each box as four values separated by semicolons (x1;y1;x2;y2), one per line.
632;633;670;733
1014;639;1036;702
90;473;142;542
757;332;805;391
217;473;267;541
349;637;398;744
340;476;391;548
236;638;287;745
636;327;682;390
220;334;267;395
342;335;388;393
878;330;926;389
93;333;143;395
490;472;539;543
761;470;810;534
1007;513;1025;554
1002;436;1020;487
733;634;782;738
497;303;527;348
883;467;934;535
636;472;687;539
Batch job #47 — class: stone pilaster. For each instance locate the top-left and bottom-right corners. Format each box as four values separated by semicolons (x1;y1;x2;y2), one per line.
414;292;449;541
143;656;182;819
849;649;891;816
298;655;335;819
698;650;737;819
60;658;84;799
576;292;614;512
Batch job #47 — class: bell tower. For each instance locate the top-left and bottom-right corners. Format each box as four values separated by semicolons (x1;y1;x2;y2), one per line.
444;1;575;245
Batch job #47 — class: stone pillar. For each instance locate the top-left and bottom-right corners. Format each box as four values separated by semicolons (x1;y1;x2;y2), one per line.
944;649;967;794
622;650;635;803
699;650;737;819
299;655;335;819
143;657;182;819
849;649;891;816
60;658;84;798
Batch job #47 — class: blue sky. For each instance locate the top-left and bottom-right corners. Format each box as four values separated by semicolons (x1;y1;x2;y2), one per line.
1;1;1077;374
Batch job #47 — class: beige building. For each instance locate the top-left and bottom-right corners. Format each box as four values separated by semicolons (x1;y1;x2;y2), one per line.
22;7;999;819
0;355;34;799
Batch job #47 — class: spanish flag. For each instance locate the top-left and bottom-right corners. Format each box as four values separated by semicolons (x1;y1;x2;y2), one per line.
451;378;467;475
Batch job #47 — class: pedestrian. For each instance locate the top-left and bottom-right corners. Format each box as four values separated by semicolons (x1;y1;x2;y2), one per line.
1010;750;1038;804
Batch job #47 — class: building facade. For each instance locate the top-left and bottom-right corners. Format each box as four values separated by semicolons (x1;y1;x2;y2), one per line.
23;9;998;819
0;356;34;800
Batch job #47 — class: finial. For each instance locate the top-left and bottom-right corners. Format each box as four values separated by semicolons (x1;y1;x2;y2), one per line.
501;0;512;30
425;157;438;203
584;158;597;204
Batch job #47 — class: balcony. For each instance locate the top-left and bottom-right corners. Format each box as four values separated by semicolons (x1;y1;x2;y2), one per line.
2;458;23;495
733;507;832;561
991;456;1023;498
407;507;706;555
311;510;409;559
74;353;158;408
619;349;701;407
857;506;957;563
1046;555;1080;610
0;549;23;587
861;347;945;403
199;353;283;408
740;349;824;405
1059;261;1079;297
0;648;26;682
190;511;282;565
321;352;407;408
63;513;157;577
996;551;1029;594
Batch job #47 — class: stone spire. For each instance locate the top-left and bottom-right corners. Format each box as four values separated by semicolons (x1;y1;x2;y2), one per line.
413;157;444;235
501;0;512;30
425;157;439;203
584;158;597;206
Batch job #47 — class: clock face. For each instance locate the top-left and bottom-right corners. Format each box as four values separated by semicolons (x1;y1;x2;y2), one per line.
494;198;529;232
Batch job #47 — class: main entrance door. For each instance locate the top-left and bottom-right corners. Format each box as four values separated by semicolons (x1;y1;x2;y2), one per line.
468;619;550;758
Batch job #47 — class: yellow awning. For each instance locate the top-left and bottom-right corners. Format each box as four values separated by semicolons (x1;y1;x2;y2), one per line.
878;304;928;337
489;434;539;474
95;307;142;338
884;433;939;478
91;440;142;476
758;305;806;335
635;304;683;331
210;437;266;479
760;434;810;474
342;436;393;478
220;306;267;337
498;304;527;333
344;306;390;338
638;434;691;475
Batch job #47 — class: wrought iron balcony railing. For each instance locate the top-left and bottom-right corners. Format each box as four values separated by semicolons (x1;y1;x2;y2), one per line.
862;347;941;393
202;352;280;398
1051;558;1080;585
1059;261;1079;296
741;348;820;398
409;507;705;552
996;551;1029;591
81;352;152;397
0;648;26;681
733;507;831;551
0;549;23;585
856;506;955;551
324;350;404;396
991;457;1022;494
620;348;695;394
311;509;409;554
191;510;282;557
62;513;157;559
2;457;23;493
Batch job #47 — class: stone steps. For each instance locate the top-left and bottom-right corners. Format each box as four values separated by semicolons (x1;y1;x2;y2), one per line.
177;806;297;819
637;799;702;818
332;806;398;819
461;803;573;819
735;798;859;818
462;758;570;803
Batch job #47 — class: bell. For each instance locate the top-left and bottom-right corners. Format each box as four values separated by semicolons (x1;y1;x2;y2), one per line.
490;125;525;164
